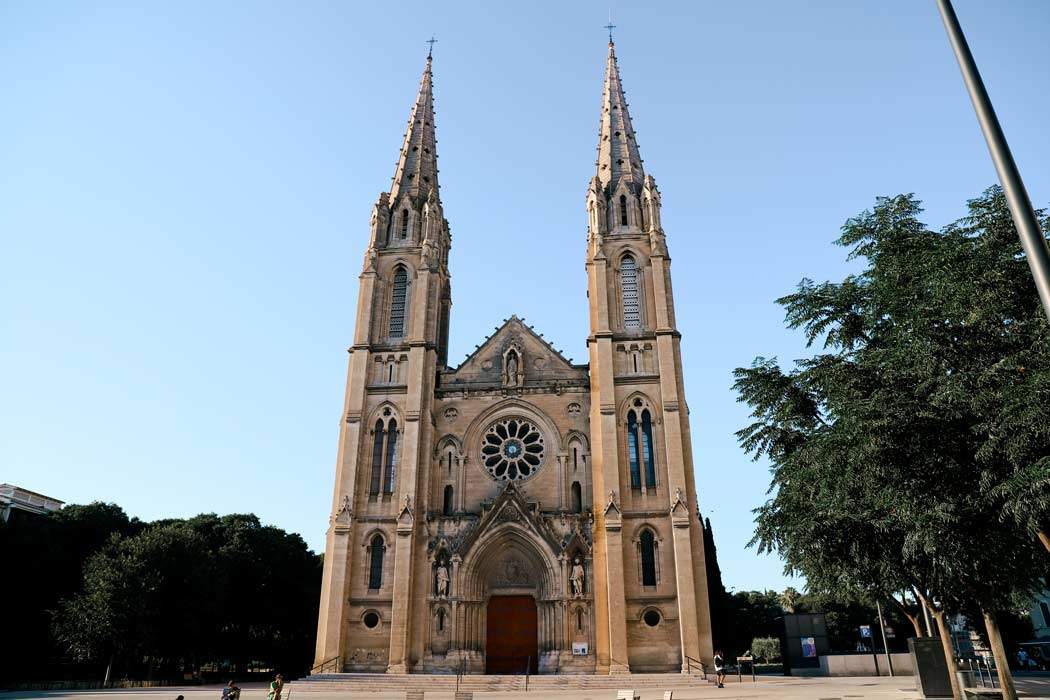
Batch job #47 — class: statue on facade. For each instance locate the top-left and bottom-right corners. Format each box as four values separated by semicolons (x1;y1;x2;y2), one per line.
436;562;450;597
503;347;523;388
506;352;518;383
570;557;585;598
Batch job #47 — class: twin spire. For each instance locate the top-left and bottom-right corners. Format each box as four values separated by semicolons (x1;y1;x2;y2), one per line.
387;39;646;201
595;40;646;192
389;54;439;203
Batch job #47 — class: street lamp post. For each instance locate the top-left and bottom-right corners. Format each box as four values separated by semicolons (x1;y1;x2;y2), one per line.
936;0;1050;323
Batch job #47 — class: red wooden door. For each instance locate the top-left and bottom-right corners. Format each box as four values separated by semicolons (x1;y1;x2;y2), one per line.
485;595;538;674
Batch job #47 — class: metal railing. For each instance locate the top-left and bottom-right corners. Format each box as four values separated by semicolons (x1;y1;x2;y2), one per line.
524;656;531;692
684;655;707;680
959;655;999;689
308;656;340;675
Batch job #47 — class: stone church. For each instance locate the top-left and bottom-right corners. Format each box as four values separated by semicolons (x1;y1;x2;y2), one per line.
313;40;714;676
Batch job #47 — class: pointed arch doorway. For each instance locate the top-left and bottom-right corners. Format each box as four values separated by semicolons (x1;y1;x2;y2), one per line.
485;595;538;674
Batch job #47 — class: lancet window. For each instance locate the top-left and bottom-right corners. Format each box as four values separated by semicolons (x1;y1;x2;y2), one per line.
620;255;640;330
626;399;656;489
368;534;385;589
389;267;408;337
369;412;400;496
639;528;657;586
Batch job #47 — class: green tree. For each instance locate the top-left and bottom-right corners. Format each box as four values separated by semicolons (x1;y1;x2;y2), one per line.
779;587;801;614
701;514;732;652
750;637;780;663
0;502;139;683
51;512;321;682
734;188;1049;700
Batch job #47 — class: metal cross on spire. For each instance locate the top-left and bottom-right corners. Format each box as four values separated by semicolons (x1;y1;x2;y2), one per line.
604;18;616;43
426;36;437;58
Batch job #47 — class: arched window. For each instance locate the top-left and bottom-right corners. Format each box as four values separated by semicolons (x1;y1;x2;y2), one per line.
627;410;641;488
571;481;582;514
368;534;385;589
437;608;446;632
399;209;409;239
641;409;656;488
443;485;454;516
389;267;408;337
619;194;628;227
572;445;579;471
576;608;584;631
369;420;385;496
640;529;657;586
383;419;398;494
620;256;641;329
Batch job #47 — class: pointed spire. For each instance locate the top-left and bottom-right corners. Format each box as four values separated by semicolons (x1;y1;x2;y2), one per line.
595;40;645;192
389;53;439;203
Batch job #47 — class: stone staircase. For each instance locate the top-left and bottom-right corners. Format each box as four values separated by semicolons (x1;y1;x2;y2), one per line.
290;672;712;694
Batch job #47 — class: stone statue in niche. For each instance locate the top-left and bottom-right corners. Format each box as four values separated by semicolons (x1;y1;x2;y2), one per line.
570;557;585;598
503;346;524;388
436;561;450;597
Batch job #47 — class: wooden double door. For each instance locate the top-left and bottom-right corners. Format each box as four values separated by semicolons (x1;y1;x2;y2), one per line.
485;595;538;674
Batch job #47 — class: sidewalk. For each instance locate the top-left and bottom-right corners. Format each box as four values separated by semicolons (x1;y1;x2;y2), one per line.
4;676;1049;700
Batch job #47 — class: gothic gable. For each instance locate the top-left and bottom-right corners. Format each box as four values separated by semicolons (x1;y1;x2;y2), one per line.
441;315;588;392
455;481;561;558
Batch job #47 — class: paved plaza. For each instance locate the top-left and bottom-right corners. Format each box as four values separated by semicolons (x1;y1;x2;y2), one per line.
5;676;1050;700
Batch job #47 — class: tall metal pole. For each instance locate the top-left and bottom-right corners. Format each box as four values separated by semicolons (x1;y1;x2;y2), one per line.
936;0;1050;324
877;601;895;677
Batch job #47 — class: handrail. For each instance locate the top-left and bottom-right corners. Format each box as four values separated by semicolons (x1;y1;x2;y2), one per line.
684;655;707;680
309;655;340;675
524;656;531;692
456;657;465;693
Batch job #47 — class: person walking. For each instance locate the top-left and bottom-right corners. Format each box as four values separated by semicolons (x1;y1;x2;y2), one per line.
222;681;241;700
714;650;726;688
267;674;283;700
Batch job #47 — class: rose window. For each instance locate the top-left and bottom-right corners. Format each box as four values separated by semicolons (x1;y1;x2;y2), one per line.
481;417;545;481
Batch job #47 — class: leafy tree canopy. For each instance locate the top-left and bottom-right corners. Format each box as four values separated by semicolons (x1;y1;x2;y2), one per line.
734;187;1048;618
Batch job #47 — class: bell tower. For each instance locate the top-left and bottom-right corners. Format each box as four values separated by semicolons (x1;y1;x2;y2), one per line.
585;39;714;672
314;51;452;674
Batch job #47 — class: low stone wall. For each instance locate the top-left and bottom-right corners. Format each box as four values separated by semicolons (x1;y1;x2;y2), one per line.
819;653;914;676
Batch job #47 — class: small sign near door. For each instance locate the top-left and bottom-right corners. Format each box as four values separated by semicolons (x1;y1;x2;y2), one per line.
572;642;589;656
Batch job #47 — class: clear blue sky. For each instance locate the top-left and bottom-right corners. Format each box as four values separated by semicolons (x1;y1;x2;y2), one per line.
3;1;1048;593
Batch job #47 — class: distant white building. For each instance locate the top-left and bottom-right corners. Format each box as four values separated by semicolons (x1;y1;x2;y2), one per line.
0;483;63;522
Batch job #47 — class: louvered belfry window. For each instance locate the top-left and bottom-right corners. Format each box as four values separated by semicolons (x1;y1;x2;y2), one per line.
621;256;641;329
389;268;408;337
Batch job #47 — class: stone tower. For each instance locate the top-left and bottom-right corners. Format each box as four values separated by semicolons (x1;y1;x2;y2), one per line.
584;38;714;673
313;42;713;676
313;52;452;674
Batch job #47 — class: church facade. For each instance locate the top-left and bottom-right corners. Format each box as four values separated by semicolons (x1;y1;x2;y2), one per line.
313;40;714;676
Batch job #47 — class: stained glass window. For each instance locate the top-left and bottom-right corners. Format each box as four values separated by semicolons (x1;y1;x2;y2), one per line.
383;419;398;494
627;410;641;488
